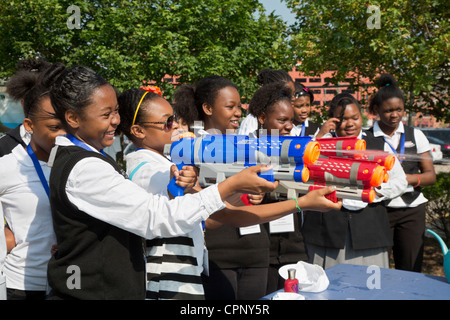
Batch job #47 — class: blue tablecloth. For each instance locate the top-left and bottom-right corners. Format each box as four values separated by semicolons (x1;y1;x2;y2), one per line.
262;264;450;300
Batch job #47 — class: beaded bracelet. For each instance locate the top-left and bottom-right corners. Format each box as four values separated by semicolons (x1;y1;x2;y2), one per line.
292;197;302;213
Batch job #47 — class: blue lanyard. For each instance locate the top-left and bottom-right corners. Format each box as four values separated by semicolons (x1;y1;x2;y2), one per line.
26;144;50;198
300;122;306;136
66;133;106;156
384;133;405;163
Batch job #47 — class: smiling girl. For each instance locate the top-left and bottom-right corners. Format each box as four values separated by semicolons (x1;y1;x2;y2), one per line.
118;87;206;300
238;68;295;136
46;66;278;300
302;93;407;269
173;76;341;299
0;63;65;299
248;81;310;294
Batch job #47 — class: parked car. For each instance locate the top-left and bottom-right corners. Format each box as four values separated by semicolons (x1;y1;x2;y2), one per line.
419;128;450;142
426;136;450;159
418;128;450;159
428;142;443;163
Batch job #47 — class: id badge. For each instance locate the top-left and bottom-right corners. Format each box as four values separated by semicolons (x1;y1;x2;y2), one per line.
269;214;295;233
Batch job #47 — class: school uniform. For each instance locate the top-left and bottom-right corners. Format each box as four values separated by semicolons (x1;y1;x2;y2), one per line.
265;199;307;294
237;113;258;136
47;135;226;299
302;131;407;269
126;149;205;300
0;204;5;272
0;125;29;157
0;203;7;300
0;144;56;297
290;119;321;137
197;130;270;300
369;122;431;272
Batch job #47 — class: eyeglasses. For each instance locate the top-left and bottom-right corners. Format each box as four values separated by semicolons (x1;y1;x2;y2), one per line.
139;114;175;131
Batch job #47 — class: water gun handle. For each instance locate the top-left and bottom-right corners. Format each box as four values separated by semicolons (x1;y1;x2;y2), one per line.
167;163;186;197
308;185;338;203
257;168;275;182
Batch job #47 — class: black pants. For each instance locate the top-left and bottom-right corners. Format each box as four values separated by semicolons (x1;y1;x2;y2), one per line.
388;203;426;272
202;267;268;300
266;264;287;295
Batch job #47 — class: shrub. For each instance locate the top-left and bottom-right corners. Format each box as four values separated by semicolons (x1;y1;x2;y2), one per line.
422;172;450;246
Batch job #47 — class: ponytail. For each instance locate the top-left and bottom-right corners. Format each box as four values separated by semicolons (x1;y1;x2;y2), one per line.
369;74;404;115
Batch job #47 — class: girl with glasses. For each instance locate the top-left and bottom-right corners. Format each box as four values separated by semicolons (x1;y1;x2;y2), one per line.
120;82;340;300
45;66;279;300
118;86;203;299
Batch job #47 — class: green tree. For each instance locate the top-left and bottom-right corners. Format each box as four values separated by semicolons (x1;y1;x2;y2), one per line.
284;0;449;122
0;0;293;101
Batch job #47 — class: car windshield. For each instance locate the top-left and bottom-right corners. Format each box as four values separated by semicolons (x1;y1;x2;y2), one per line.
420;129;450;144
427;136;447;144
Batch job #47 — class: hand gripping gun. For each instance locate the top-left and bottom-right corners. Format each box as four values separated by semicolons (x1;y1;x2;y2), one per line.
271;137;392;203
163;133;321;197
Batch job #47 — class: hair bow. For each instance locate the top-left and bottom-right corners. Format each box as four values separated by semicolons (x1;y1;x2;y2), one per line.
139;85;162;96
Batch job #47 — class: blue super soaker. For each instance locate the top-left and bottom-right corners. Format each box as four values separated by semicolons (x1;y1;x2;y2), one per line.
163;133;320;197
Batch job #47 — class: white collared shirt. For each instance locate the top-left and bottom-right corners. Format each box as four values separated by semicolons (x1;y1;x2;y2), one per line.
0;144;56;291
372;121;430;207
49;135;226;240
0;203;6;278
290;119;309;137
237;114;258;136
372;121;431;154
19;124;31;146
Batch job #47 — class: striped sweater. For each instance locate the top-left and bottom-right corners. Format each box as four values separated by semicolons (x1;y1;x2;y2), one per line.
126;149;206;300
145;237;204;300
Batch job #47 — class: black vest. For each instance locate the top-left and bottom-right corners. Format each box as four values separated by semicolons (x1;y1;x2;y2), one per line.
365;125;421;204
204;222;270;269
47;146;145;300
0;125;26;157
304;121;321;137
301;133;393;250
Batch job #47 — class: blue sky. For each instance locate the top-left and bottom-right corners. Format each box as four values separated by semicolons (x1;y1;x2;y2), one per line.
259;0;296;25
